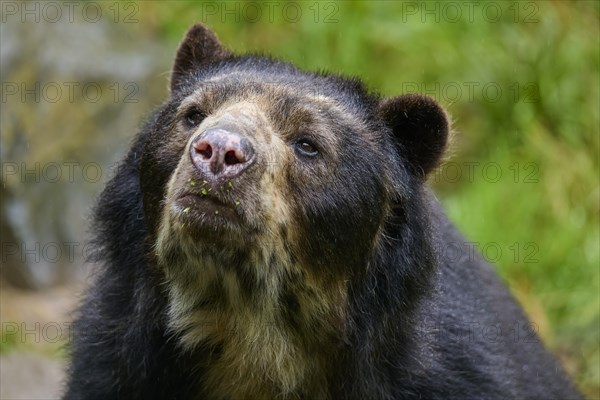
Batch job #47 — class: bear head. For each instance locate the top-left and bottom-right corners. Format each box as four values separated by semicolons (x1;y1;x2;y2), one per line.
136;23;449;396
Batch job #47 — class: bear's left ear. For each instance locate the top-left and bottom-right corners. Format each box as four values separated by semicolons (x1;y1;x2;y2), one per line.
170;24;231;93
378;94;449;178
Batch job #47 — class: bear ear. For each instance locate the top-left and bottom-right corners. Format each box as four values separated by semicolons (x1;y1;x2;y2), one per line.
170;24;231;93
379;94;449;178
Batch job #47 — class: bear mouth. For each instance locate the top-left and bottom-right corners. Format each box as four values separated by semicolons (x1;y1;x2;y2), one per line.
176;192;240;222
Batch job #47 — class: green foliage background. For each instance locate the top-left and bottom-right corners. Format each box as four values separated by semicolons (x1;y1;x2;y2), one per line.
1;0;597;397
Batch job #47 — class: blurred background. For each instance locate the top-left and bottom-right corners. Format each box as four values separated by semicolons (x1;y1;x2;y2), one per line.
1;1;598;398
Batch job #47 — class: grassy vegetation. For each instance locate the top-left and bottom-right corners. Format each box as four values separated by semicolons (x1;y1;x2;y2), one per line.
137;1;599;396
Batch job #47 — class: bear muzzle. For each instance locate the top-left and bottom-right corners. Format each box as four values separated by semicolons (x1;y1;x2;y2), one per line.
189;127;256;182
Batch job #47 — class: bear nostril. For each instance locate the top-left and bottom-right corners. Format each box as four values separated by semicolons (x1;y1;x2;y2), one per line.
194;142;213;160
224;150;241;166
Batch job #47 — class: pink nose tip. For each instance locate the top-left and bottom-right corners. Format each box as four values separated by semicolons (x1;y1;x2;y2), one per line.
189;128;255;179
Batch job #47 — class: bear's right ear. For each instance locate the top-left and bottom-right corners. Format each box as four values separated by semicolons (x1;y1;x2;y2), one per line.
379;94;449;178
170;24;231;93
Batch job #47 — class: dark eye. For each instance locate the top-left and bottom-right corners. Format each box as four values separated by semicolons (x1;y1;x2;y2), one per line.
184;110;204;128
294;139;319;157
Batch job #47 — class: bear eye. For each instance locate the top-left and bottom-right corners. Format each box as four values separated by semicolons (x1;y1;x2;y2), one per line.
294;139;319;157
184;110;204;128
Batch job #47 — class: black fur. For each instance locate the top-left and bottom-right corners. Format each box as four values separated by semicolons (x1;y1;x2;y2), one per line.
64;24;581;400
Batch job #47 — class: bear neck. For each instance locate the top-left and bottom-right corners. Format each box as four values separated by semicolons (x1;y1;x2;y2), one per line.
159;239;347;399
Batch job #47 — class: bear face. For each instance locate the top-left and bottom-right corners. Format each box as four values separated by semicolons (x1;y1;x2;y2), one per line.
142;24;449;272
150;70;391;273
134;24;449;398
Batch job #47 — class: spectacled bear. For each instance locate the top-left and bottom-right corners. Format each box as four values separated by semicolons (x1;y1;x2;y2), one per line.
64;24;582;400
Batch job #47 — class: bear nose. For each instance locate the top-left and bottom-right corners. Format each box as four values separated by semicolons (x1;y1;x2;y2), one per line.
189;128;255;179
